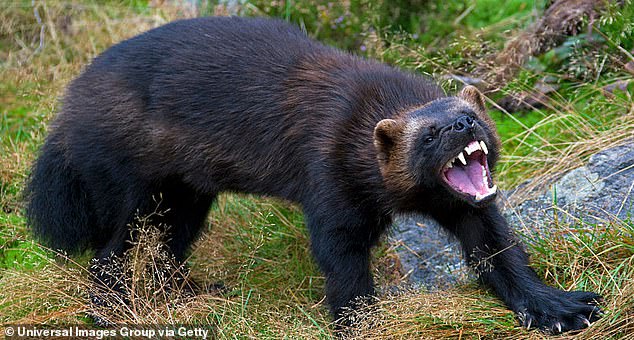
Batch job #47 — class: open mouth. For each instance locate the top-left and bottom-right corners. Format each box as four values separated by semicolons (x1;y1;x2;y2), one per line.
441;140;497;202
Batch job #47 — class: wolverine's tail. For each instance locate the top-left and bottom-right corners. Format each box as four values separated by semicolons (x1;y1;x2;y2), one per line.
25;134;94;253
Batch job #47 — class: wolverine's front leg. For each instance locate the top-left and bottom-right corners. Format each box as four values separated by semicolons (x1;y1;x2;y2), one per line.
434;204;602;334
303;203;388;324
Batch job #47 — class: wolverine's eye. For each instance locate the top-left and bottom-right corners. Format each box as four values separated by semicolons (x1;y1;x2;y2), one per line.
423;127;437;144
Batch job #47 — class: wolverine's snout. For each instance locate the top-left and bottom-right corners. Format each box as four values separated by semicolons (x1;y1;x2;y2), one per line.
451;115;475;133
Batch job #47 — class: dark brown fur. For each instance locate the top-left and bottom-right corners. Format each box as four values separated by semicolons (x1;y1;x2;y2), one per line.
26;17;601;332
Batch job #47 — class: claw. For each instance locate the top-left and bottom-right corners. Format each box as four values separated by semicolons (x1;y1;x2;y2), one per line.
526;318;532;330
582;317;591;327
554;322;562;333
594;307;605;317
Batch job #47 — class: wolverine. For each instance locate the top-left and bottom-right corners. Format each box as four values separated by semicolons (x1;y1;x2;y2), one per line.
26;16;601;333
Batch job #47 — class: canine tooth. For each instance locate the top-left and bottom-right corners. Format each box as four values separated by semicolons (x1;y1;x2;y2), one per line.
480;141;489;155
476;192;490;201
457;152;467;165
464;141;481;155
446;160;453;169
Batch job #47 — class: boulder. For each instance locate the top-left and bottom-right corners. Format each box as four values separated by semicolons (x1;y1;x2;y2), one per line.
503;142;634;230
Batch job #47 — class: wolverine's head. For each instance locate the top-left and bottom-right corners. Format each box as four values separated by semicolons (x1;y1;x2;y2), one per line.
373;86;501;208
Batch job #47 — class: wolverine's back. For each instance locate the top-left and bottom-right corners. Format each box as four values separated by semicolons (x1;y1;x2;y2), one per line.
55;16;438;202
57;17;333;201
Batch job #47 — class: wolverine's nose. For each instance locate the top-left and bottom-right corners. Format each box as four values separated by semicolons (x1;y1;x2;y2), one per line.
452;115;475;132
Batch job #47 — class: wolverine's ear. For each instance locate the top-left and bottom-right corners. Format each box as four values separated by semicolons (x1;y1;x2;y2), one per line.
459;85;486;113
459;85;501;151
374;119;402;164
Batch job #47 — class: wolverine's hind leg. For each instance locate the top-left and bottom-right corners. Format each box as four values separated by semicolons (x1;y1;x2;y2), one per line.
88;179;215;323
152;180;216;293
157;181;216;262
87;180;157;323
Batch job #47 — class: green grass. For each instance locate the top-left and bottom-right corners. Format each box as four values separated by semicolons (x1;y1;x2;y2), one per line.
1;0;633;338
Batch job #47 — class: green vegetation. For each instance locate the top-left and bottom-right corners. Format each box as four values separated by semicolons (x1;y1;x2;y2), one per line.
1;0;632;338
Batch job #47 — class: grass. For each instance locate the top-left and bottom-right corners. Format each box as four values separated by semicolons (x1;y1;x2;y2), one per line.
1;0;633;338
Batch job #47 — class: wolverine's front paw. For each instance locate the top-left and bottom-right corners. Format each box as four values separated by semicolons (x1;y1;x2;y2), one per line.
515;289;602;334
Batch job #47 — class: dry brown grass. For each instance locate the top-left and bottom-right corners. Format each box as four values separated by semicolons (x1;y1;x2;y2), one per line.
0;1;177;210
475;0;605;90
0;195;334;338
344;216;634;339
488;83;634;204
341;285;634;339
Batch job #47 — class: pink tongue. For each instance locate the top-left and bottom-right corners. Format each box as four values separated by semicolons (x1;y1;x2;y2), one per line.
445;161;487;195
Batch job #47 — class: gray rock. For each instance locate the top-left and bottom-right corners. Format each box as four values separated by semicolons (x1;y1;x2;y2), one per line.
391;142;634;288
390;216;471;290
504;142;634;230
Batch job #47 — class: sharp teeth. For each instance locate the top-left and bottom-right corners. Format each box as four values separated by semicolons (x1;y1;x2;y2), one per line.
464;141;481;155
457;152;467;165
475;185;498;202
445;160;453;169
480;141;489;155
